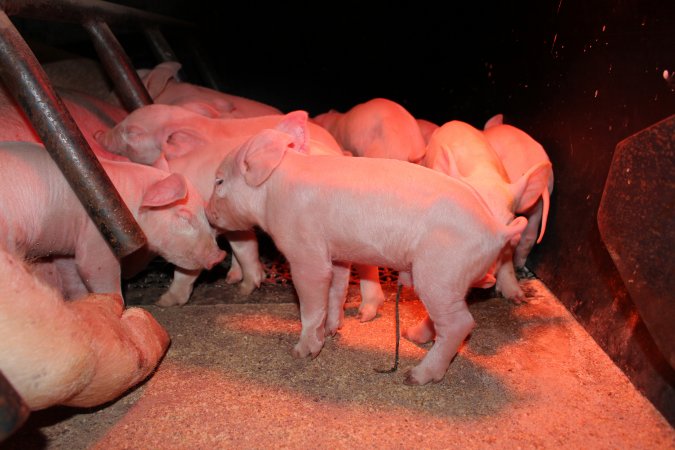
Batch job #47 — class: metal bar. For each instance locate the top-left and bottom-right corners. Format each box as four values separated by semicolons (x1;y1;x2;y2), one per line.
143;26;184;82
0;0;192;29
0;9;147;258
84;20;152;111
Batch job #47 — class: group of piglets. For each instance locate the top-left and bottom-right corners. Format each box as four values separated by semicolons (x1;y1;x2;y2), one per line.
0;59;553;410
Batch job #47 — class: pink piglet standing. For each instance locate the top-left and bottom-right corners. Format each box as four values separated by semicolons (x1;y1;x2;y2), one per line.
422;120;552;303
483;114;554;269
206;122;527;385
312;97;429;319
95;105;386;318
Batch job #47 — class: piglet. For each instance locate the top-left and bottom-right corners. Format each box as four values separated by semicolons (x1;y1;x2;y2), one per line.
416;118;439;145
136;61;283;118
312;97;427;162
312;97;428;317
206;125;527;385
0;141;225;300
423;120;552;303
483;114;554;268
96;106;384;318
0;248;169;410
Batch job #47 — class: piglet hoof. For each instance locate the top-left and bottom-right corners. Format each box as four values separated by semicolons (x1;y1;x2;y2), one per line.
156;291;186;308
237;279;258;296
403;367;442;386
225;266;243;284
356;303;379;322
324;320;342;337
402;326;434;345
291;341;323;359
510;293;528;305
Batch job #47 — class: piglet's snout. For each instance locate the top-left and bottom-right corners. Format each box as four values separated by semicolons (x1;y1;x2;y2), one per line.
203;248;226;270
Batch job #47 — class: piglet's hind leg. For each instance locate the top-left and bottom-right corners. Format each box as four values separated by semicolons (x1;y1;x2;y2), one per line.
405;298;474;385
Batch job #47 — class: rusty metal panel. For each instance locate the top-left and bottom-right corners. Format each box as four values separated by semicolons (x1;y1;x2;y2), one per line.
598;114;675;369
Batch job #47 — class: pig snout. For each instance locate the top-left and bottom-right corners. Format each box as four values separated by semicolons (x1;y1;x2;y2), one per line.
94;129;124;154
203;247;226;270
95;127;160;166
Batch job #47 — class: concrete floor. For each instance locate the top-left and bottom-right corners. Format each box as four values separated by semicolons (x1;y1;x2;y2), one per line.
3;260;674;449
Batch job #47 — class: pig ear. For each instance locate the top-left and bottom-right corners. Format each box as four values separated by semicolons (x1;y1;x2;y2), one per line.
142;61;182;98
238;130;292;187
141;173;188;208
432;144;462;178
161;129;206;159
179;102;222;119
274;111;310;154
484;114;504;130
510;161;553;213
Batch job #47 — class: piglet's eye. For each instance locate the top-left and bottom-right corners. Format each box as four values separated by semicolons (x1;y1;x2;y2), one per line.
215;178;224;186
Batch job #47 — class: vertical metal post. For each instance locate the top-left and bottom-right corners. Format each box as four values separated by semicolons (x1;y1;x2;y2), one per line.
83;20;152;111
0;9;147;258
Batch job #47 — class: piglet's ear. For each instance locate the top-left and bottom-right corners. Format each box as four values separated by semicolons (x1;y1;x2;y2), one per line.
484;113;504;130
274;110;310;154
238;129;293;187
426;142;462;179
142;61;182;98
141;173;188;208
162;129;206;159
510;161;553;213
179;102;222;119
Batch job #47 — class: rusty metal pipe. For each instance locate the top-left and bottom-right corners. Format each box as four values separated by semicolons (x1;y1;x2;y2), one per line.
0;9;146;258
0;0;192;29
84;20;152;111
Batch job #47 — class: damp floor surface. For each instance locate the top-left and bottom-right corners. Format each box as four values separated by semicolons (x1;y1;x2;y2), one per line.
3;257;674;449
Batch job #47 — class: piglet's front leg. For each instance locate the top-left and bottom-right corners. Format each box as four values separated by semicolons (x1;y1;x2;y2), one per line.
75;240;123;297
156;268;201;307
288;259;332;359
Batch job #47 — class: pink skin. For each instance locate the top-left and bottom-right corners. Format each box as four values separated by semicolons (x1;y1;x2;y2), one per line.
422;120;552;304
312;97;427;163
0;84;131;162
0;249;170;410
416;118;439;145
483;114;554;268
206;126;527;385
134;61;283;118
0;142;224;300
96;106;385;316
311;97;428;318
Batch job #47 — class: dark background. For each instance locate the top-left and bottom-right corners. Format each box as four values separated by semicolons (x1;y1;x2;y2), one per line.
11;0;675;424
